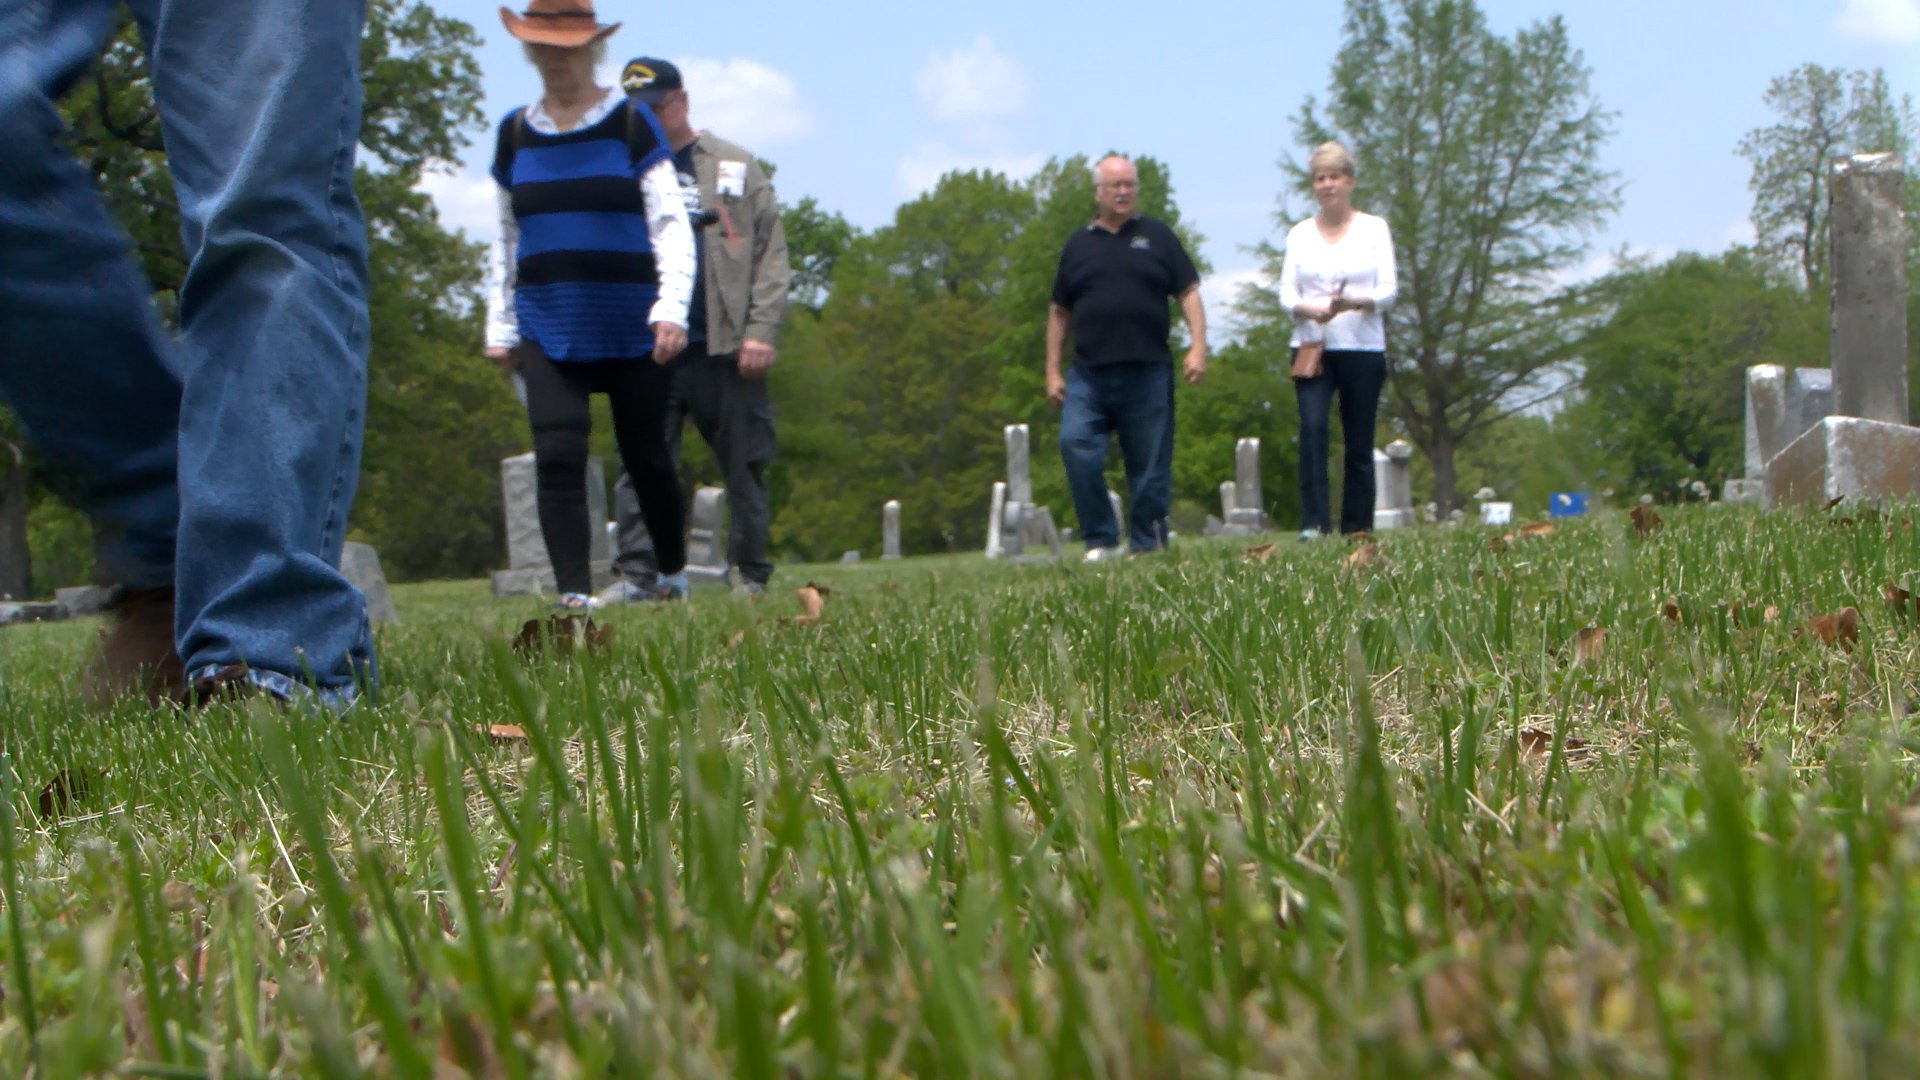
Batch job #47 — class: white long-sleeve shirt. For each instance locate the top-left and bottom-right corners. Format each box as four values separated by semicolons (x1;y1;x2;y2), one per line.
1277;211;1397;351
483;86;694;351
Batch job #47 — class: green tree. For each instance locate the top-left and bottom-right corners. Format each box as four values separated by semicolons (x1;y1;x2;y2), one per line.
1286;0;1619;514
1562;250;1822;500
1737;64;1918;295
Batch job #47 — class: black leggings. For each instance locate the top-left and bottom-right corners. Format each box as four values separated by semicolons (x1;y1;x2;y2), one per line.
519;345;686;594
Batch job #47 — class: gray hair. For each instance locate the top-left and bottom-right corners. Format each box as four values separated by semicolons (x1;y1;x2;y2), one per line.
521;39;609;68
1308;141;1356;178
1091;154;1135;186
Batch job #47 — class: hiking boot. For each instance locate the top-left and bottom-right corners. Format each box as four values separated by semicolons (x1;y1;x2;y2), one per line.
81;587;185;708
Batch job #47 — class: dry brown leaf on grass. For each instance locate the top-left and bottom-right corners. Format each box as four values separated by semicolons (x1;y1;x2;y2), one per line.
1516;522;1558;539
1885;583;1920;621
1629;504;1662;536
1572;626;1609;664
1343;542;1380;573
482;724;527;744
1824;495;1846;512
1796;606;1862;650
1518;726;1594;761
1245;542;1278;563
790;583;828;625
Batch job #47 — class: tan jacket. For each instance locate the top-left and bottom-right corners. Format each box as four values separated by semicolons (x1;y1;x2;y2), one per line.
687;131;790;354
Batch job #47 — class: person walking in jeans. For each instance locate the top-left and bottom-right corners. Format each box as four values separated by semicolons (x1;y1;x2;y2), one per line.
482;5;696;609
0;0;375;709
1045;155;1207;561
599;57;791;601
1280;141;1397;540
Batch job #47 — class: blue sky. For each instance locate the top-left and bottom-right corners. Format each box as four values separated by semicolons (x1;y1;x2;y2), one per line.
424;0;1920;338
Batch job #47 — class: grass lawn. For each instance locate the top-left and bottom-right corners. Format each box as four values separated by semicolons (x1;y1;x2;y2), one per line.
4;504;1920;1077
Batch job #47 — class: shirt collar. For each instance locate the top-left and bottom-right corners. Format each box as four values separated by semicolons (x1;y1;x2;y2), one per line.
1087;214;1141;235
521;85;623;135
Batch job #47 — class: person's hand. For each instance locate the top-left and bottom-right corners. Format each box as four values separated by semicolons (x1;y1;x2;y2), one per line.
1329;295;1368;316
738;339;776;378
1182;345;1207;386
485;346;518;373
1045;368;1067;408
1298;302;1336;324
651;323;687;364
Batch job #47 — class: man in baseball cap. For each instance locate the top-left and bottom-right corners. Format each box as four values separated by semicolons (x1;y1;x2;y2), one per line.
603;57;794;601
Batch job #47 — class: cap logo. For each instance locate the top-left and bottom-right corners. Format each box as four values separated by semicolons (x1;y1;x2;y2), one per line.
621;61;657;92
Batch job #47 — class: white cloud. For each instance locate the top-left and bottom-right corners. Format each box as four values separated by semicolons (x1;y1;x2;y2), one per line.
416;169;500;246
1837;0;1920;43
1198;267;1271;346
676;58;814;147
897;143;1046;196
595;56;814;147
916;36;1030;123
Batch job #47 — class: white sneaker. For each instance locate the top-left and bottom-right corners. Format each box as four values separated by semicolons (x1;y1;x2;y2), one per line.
1082;545;1128;563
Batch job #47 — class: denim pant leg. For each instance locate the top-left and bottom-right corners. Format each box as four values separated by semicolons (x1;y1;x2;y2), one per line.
0;0;183;594
1109;364;1174;552
1058;366;1119;550
1294;359;1335;534
139;0;375;701
1330;350;1387;534
695;354;776;586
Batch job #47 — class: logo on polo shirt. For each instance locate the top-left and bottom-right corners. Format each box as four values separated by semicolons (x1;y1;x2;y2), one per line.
1131;235;1151;251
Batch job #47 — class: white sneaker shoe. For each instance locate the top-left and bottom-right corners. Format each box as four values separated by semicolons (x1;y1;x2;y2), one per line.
1082;545;1129;563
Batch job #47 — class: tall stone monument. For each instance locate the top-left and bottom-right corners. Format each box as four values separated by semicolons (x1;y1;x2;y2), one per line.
1727;365;1833;503
1767;153;1916;507
984;424;1064;561
882;500;902;560
1372;439;1416;530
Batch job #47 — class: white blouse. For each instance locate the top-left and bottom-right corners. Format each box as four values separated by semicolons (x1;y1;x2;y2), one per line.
483;86;695;351
1277;211;1397;351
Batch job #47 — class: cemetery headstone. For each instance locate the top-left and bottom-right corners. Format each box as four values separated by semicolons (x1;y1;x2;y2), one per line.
882;500;902;560
841;550;861;564
1372;440;1416;530
340;541;398;625
1767;152;1917;507
986;424;1065;561
54;586;113;618
685;486;730;584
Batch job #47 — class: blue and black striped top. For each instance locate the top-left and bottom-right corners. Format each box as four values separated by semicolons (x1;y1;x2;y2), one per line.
490;102;674;361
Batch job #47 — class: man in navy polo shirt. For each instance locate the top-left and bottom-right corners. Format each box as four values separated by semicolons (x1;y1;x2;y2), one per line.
1046;155;1207;560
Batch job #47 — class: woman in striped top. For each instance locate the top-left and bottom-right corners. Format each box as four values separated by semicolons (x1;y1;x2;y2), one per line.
483;1;697;606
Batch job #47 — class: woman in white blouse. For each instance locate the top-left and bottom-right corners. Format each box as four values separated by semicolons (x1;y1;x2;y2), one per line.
1278;141;1397;540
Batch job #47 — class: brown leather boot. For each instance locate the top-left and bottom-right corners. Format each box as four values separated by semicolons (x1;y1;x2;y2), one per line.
81;587;186;709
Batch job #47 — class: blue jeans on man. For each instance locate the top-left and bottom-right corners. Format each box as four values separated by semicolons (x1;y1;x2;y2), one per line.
1058;361;1174;553
0;0;373;706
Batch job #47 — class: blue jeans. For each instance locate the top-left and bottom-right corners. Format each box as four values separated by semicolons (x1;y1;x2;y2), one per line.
1059;362;1174;552
1294;349;1386;535
0;0;373;706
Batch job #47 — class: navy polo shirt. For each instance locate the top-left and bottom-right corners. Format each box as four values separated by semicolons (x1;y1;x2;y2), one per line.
1050;216;1200;369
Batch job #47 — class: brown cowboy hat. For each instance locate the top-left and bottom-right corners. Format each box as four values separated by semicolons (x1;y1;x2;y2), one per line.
499;0;620;48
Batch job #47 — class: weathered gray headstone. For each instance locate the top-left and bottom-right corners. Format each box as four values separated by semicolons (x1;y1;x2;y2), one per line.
340;541;398;625
501;452;609;571
1107;489;1124;535
0;443;29;601
1219;481;1237;518
0;602;65;627
1373;439;1417;530
1004;424;1032;503
1767;153;1915;508
840;550;861;564
685;486;730;584
1830;152;1909;425
54;586;113;618
1743;365;1789;481
882;500;902;560
984;481;1008;559
1233;438;1262;519
1786;368;1834;441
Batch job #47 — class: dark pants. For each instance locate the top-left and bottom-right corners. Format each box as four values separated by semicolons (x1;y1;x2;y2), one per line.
1059;362;1174;552
520;345;686;596
1294;349;1387;535
613;345;776;586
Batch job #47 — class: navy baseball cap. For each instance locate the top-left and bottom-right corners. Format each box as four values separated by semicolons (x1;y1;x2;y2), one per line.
621;57;682;104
